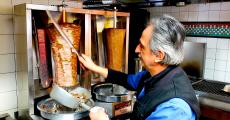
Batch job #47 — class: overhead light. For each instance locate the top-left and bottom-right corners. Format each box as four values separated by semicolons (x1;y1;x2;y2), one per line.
176;1;185;6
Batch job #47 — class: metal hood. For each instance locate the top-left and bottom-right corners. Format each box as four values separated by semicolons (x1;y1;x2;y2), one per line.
83;0;190;9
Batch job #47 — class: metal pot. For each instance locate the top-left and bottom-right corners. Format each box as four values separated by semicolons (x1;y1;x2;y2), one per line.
92;83;134;102
92;83;135;117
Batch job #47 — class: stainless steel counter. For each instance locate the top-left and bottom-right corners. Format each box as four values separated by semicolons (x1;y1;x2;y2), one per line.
193;80;230;112
196;91;230;112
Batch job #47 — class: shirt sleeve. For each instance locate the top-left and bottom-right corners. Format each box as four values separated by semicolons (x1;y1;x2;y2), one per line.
106;69;148;90
146;98;196;120
127;70;148;90
105;69;134;90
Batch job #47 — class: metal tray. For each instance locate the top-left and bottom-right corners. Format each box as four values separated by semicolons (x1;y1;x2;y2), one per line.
37;98;94;120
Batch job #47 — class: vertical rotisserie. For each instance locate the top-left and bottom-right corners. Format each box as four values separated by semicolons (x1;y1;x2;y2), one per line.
47;23;81;87
104;28;126;72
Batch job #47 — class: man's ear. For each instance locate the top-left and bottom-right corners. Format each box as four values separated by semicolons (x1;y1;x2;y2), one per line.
154;50;165;63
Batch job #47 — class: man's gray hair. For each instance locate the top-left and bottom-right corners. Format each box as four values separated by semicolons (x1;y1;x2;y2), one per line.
149;15;185;65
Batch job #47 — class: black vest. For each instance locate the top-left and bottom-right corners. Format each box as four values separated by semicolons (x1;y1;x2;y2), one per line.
130;66;200;120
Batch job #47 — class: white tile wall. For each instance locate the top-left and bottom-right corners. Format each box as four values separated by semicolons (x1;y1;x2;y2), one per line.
0;0;51;118
206;38;217;48
220;11;230;21
171;12;180;20
0;91;17;112
49;0;81;7
221;2;230;10
225;73;230;83
0;108;17;118
206;49;216;59
215;50;228;61
171;6;180;13
166;6;172;13
217;38;229;49
188;4;199;12
0;0;12;14
180;12;189;21
196;37;207;43
190;37;230;83
208;11;220;21
180;6;189;12
226;62;230;72
209;3;221;11
0;35;14;54
205;59;215;69
13;0;31;5
0;0;15;118
148;1;230;83
198;11;208;21
188;12;198;21
0;15;13;34
0;54;15;73
214;70;226;81
0;73;16;93
229;42;230;49
204;69;214;80
48;0;62;6
149;7;163;13
185;37;196;42
199;4;209;11
32;0;48;5
228;51;230;61
215;60;227;71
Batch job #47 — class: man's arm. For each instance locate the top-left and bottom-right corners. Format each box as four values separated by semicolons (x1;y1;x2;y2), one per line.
106;69;148;90
78;54;147;90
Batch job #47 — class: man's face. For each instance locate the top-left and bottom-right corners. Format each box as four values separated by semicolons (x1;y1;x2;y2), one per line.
135;25;156;69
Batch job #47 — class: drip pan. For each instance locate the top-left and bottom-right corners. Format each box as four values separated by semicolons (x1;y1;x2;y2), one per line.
37;98;94;120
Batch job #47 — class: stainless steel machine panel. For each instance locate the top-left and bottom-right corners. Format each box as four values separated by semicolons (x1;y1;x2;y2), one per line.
180;41;206;79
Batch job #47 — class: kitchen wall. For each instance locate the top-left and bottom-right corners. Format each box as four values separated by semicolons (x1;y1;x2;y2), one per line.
147;2;230;83
0;0;81;118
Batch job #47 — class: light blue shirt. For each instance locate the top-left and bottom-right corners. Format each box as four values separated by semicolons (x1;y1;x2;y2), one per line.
127;71;196;120
146;98;195;120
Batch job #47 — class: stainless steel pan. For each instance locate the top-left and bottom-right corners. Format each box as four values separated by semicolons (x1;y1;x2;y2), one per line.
37;98;94;120
50;84;91;110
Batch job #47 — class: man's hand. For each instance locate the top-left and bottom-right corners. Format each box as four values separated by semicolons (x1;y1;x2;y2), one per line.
89;106;109;120
78;54;98;71
78;54;108;78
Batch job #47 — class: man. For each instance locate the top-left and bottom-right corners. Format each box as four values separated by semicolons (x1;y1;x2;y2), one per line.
78;15;200;120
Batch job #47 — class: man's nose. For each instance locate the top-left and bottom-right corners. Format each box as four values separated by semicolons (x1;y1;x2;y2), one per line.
135;45;140;53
